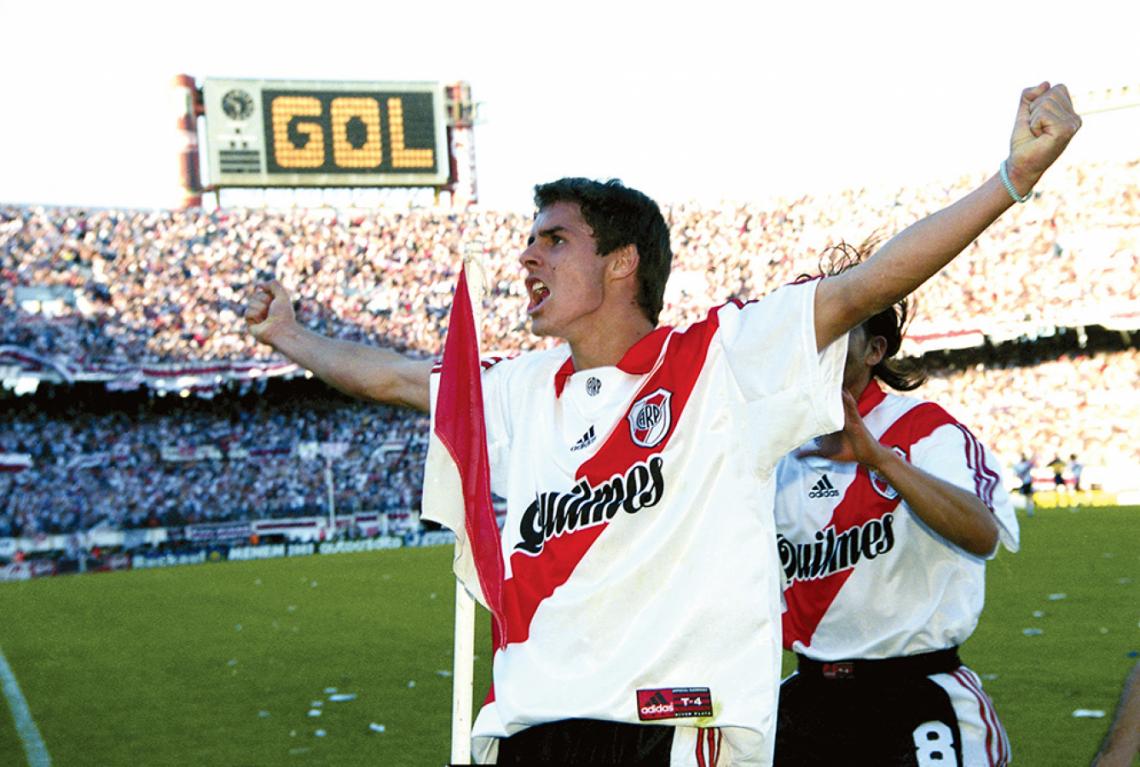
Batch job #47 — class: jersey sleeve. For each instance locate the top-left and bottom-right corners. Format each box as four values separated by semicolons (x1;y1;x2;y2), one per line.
715;280;848;469
909;421;1020;556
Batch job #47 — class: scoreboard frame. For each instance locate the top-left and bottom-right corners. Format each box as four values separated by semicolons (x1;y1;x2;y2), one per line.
202;78;450;188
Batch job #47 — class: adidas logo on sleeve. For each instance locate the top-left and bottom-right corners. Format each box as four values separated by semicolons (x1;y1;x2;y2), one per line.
808;474;840;498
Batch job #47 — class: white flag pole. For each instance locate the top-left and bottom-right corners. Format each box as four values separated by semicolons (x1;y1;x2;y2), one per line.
450;582;476;764
449;244;489;765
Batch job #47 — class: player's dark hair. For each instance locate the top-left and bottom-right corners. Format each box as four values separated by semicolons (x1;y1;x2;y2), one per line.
803;239;927;391
534;177;672;325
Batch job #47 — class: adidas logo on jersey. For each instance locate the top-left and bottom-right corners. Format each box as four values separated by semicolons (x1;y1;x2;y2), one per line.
570;426;596;451
638;691;674;717
808;474;840;498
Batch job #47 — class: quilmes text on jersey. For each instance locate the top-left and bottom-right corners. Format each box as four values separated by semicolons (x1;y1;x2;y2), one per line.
515;456;665;556
777;513;897;583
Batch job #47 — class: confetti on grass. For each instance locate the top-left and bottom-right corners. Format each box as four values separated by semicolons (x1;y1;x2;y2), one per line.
1022;628;1044;636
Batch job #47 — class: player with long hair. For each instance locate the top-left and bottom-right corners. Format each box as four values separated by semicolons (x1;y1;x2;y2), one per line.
773;245;1018;766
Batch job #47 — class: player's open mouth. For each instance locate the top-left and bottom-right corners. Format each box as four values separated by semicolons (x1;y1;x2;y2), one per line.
526;279;551;313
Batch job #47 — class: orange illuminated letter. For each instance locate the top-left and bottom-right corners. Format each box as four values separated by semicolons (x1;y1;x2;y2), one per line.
271;96;325;168
331;97;383;168
387;97;434;169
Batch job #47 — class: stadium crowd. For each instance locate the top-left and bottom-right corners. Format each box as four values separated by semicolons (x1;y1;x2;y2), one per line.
3;346;1136;539
0;391;428;538
3;160;1137;366
2;159;1138;538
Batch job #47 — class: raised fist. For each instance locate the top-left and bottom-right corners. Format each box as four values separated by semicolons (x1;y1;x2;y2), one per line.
1006;82;1082;193
245;279;296;347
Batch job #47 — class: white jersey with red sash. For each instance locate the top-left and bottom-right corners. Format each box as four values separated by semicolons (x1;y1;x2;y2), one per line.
774;381;1019;661
434;281;846;766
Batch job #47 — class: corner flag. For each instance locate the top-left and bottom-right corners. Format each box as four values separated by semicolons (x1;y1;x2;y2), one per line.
421;261;506;764
422;264;507;635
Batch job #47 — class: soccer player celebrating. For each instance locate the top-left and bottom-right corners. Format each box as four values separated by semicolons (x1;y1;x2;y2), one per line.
246;83;1079;766
772;258;1018;766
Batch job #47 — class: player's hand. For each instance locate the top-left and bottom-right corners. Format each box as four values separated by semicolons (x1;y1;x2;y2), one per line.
798;390;887;469
245;279;296;347
1006;82;1082;193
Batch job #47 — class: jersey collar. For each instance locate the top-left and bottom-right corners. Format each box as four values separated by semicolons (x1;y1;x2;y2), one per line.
856;379;887;417
553;325;673;398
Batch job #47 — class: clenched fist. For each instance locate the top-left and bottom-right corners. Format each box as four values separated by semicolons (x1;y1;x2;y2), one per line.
1006;82;1082;195
245;279;296;347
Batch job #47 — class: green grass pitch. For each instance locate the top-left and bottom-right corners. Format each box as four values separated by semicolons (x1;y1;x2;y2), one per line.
1;506;1137;766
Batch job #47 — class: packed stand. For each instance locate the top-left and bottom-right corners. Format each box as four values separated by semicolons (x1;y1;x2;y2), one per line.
2;160;1137;369
2;347;1137;538
0;391;427;538
3;158;1138;538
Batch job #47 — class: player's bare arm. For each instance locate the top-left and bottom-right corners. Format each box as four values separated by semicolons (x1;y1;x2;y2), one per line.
803;391;1000;556
813;82;1082;351
245;280;432;412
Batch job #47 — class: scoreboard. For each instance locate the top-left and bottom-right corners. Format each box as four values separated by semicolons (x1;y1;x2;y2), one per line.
201;79;449;188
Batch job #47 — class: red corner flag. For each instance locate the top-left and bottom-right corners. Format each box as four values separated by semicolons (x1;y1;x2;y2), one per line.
422;265;507;648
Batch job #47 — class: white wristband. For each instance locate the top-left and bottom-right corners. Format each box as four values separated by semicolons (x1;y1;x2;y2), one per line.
1000;160;1032;204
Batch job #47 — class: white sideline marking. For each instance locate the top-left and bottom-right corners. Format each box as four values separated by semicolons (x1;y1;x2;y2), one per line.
0;646;52;767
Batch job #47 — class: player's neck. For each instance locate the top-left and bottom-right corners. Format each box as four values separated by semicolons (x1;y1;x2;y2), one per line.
566;315;656;372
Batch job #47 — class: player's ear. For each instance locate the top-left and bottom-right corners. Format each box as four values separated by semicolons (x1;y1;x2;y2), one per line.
607;244;639;281
865;335;888;367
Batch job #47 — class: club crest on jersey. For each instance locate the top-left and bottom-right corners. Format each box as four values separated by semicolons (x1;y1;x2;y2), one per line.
870;446;908;499
627;388;672;448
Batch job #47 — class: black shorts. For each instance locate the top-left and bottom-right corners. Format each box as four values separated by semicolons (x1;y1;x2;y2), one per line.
775;650;1009;766
495;718;674;766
